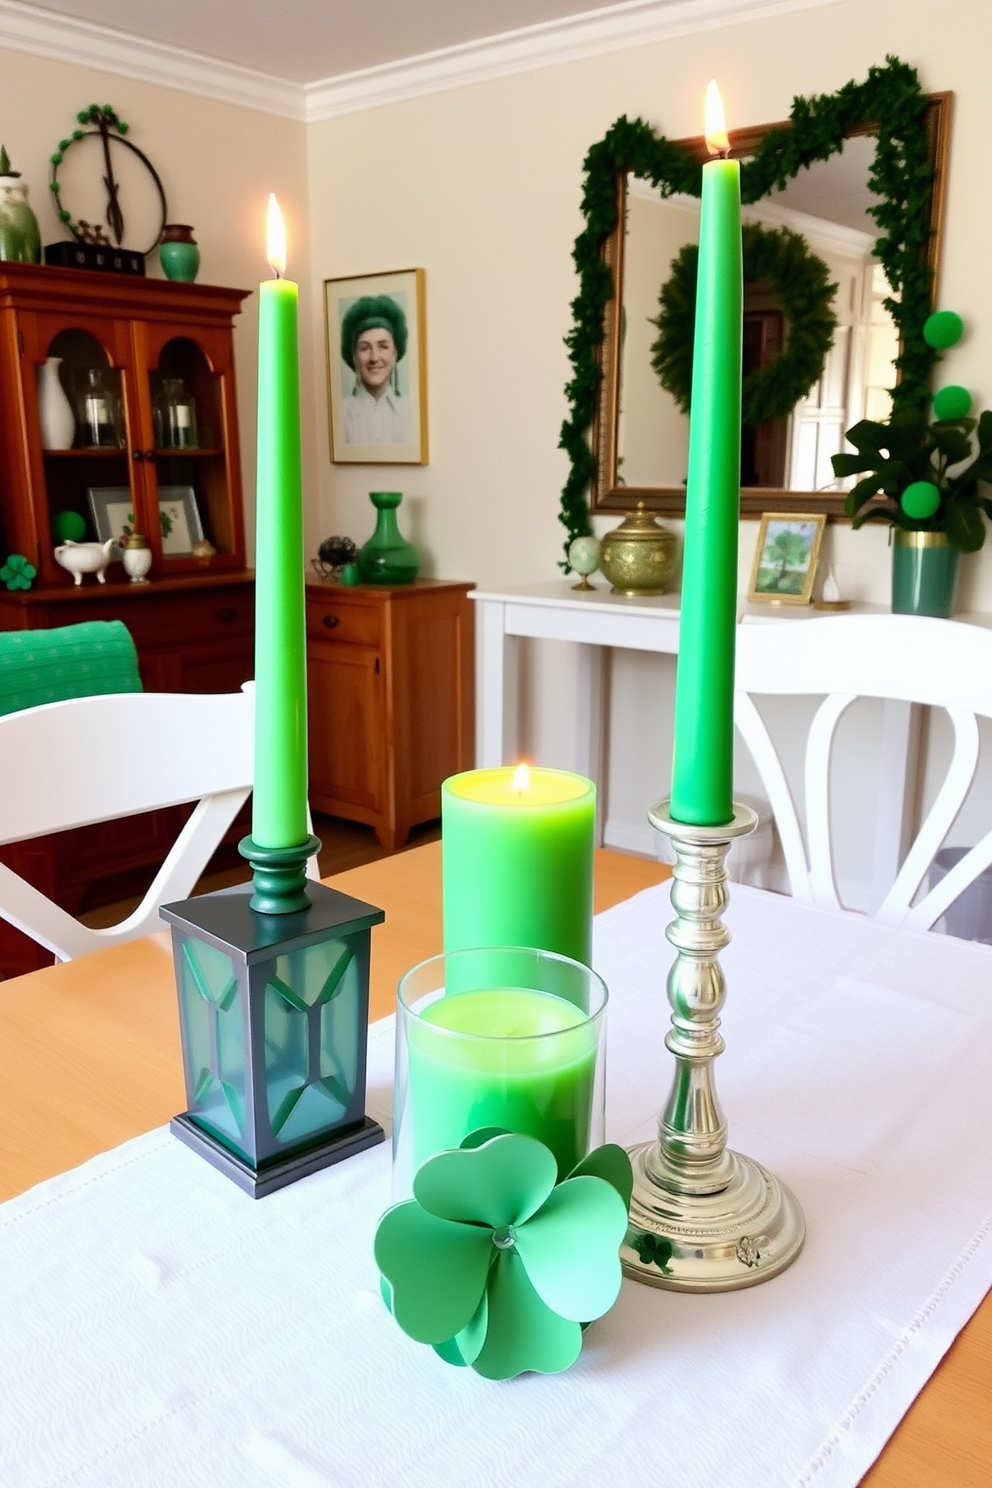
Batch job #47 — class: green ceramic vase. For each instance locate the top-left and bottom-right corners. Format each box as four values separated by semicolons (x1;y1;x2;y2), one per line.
891;529;960;618
159;224;200;283
0;174;41;263
357;491;419;584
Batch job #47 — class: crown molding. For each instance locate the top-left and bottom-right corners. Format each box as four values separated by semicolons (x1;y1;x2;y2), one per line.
304;0;845;122
0;0;304;119
0;0;844;123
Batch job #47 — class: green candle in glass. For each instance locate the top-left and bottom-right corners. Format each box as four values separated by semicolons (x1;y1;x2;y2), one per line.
394;947;608;1198
670;81;743;828
252;194;309;850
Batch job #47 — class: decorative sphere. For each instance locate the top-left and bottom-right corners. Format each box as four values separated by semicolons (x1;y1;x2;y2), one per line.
923;310;964;349
568;535;600;576
901;481;941;520
52;510;86;542
932;384;972;421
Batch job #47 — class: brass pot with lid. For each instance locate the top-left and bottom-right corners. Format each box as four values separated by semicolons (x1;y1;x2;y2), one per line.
598;502;677;595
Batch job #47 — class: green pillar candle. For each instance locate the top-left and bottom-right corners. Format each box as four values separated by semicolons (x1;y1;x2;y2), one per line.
670;82;743;827
409;987;597;1177
441;766;595;965
252;195;308;850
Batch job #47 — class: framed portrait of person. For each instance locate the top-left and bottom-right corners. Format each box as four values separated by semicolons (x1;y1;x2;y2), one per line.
324;267;428;465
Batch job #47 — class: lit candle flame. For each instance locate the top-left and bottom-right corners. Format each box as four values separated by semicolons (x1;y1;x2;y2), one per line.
704;80;730;157
267;193;286;278
512;762;530;794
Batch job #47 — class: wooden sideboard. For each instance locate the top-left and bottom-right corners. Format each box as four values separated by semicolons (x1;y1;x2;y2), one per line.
306;579;474;850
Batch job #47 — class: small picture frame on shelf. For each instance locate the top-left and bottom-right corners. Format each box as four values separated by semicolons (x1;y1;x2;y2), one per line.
324;267;428;466
87;485;132;559
748;513;826;606
158;486;204;556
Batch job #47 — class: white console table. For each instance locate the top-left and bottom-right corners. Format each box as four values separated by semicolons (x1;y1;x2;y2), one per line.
469;584;981;905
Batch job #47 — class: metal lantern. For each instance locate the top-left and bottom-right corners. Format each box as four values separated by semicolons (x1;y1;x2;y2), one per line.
163;879;385;1198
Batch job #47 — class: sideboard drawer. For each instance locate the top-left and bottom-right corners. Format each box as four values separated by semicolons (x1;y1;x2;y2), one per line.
306;598;380;649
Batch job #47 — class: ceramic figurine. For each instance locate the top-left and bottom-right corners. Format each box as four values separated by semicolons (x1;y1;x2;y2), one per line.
54;538;114;585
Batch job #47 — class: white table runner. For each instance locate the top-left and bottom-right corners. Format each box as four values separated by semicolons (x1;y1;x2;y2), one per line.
3;884;991;1488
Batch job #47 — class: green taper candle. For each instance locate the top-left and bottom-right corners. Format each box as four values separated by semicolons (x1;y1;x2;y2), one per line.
252;194;308;849
441;765;595;965
670;81;743;827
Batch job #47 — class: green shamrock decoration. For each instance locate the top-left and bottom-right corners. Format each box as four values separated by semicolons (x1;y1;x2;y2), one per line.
374;1131;632;1380
1;554;37;591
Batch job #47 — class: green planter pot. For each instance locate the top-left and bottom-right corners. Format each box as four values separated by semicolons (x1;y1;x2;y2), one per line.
891;529;960;618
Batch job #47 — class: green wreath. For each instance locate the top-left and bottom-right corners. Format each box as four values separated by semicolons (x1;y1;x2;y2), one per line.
650;223;837;429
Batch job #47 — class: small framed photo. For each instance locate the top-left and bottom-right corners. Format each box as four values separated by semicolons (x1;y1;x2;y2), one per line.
157;485;204;556
87;486;133;559
748;513;826;605
324;267;427;465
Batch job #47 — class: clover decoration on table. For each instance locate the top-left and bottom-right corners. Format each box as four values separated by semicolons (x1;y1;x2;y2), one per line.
374;1130;633;1380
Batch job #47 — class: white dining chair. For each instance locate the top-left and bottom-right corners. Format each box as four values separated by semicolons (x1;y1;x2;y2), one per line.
733;612;992;931
0;682;316;963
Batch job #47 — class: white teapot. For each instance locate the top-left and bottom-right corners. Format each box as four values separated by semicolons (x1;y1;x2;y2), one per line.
54;538;114;585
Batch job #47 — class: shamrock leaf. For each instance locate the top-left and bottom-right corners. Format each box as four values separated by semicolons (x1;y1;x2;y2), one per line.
374;1131;631;1380
1;554;37;592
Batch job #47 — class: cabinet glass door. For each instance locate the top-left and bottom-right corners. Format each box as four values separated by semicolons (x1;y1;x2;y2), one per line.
142;331;245;572
31;324;133;583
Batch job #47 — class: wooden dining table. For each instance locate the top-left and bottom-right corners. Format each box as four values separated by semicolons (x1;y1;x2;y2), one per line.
0;841;988;1488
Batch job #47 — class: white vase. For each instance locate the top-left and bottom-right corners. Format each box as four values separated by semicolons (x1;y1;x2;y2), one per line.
37;356;76;450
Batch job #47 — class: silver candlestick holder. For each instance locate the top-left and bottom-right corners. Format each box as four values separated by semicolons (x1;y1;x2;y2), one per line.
621;797;805;1291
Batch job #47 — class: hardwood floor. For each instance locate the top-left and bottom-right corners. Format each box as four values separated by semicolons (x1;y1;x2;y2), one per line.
81;813;442;929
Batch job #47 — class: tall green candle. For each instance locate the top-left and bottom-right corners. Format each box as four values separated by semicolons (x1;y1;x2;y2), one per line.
441;765;595;965
670;82;743;827
252;194;308;850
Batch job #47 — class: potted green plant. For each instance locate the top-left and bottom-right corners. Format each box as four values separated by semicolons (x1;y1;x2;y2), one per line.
831;404;992;617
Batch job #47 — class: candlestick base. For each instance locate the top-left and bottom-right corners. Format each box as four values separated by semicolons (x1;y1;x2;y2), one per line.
621;799;805;1292
239;833;322;914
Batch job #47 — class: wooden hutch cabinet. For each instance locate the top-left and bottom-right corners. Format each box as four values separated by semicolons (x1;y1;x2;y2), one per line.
306;580;474;851
0;263;253;976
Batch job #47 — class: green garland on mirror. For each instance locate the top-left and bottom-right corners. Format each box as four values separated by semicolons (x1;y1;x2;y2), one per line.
650;223;838;429
558;56;938;564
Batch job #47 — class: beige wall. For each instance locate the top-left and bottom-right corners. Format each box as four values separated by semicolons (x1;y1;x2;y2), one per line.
0;45;313;560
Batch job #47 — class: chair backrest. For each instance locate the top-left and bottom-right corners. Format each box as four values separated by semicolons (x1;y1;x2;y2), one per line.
0;684;260;962
733;613;992;930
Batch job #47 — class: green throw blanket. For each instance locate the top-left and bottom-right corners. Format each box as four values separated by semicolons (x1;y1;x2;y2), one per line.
0;621;142;716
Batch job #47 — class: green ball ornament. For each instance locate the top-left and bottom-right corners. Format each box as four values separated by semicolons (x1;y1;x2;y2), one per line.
901;481;941;520
923;311;963;349
933;384;972;421
52;510;86;542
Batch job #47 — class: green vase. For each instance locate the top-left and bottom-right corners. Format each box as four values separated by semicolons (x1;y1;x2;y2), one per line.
0;173;41;263
159;224;200;283
891;529;960;618
357;491;419;585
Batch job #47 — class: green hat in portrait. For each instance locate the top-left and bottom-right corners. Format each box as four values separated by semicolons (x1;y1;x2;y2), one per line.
341;295;408;369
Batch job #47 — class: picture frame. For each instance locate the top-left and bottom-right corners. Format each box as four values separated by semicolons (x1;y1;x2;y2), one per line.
86;486;133;560
86;484;204;559
324;267;427;465
748;513;826;605
157;485;204;557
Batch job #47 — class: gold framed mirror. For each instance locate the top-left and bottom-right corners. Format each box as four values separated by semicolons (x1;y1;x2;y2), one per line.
559;62;952;553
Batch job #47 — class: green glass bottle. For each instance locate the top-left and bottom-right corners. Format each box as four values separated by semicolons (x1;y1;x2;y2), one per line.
356;491;419;584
